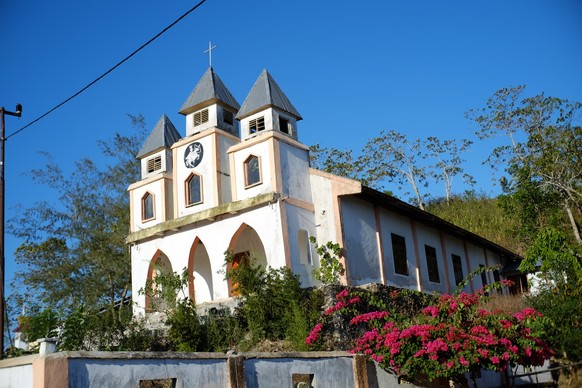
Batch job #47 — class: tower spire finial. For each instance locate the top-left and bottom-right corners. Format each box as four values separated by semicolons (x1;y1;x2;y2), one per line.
203;41;217;67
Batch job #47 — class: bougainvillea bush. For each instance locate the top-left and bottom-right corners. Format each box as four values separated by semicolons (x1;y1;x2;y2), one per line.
306;286;553;383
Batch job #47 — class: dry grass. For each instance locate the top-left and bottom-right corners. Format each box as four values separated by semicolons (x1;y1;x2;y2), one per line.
478;294;527;314
251;339;296;352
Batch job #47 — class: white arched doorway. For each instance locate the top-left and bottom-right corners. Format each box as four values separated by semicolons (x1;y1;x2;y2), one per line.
227;223;267;296
188;237;213;304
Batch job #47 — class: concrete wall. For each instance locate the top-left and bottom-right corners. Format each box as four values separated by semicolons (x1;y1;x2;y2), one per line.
341;197;382;286
0;355;35;388
0;351;557;388
0;351;399;388
68;356;227;388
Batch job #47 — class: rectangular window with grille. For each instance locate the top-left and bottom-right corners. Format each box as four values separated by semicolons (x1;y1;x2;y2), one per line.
425;245;440;283
391;233;408;276
194;108;209;126
147;156;162;173
452;254;464;286
249;116;265;133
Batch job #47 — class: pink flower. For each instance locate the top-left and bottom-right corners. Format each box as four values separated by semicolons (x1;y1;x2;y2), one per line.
499;319;512;329
350;311;389;325
459;355;469;366
491;355;500;364
513;307;541;322
501;279;514;287
426;338;448;353
422;306;439;317
446;361;455;369
305;323;323;345
414;349;427;357
336;289;349;299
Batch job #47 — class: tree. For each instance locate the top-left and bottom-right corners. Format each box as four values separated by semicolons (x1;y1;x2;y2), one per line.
309;144;362;181
360;130;428;209
468;86;582;244
311;131;474;210
520;227;582;361
9;114;147;322
425;137;474;205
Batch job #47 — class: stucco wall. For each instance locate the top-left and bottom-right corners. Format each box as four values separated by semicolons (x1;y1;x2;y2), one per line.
0;361;33;388
279;141;312;203
244;356;355;388
341;197;382;285
378;208;418;290
415;222;449;294
68;357;226;388
284;203;318;286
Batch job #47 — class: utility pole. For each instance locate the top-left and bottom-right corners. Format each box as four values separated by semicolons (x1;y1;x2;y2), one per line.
0;104;22;358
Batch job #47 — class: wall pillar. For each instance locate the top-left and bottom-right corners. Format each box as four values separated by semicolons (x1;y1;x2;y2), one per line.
227;354;246;388
353;354;369;388
33;354;68;388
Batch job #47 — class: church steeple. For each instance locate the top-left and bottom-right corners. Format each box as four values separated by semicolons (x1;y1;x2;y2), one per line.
180;67;240;137
236;69;302;141
137;114;181;179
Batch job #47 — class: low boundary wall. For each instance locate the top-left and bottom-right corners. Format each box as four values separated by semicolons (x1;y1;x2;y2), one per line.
3;350;557;387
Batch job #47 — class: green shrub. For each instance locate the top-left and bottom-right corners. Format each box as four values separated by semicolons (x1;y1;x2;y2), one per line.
224;252;323;350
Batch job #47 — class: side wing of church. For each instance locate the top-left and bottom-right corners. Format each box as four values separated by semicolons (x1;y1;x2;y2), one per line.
127;68;524;315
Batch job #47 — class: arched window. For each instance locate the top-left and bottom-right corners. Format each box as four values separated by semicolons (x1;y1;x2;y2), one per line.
244;155;261;187
141;192;155;221
185;173;203;206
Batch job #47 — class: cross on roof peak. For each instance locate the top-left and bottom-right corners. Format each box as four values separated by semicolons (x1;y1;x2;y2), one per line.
203;41;217;67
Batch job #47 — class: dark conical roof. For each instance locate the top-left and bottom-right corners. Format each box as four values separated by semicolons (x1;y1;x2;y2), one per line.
136;114;181;158
179;67;240;115
236;69;302;120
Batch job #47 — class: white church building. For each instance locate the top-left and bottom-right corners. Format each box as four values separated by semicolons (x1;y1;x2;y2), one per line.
128;67;524;315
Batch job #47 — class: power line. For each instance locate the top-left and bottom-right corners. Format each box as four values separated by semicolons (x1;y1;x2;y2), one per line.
6;0;208;140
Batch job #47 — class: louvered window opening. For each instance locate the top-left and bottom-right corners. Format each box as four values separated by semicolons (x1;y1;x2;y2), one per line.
249;116;265;133
147;156;162;173
223;110;234;125
194;109;209;126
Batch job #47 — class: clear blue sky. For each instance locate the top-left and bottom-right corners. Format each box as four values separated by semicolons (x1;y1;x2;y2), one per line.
1;0;581;295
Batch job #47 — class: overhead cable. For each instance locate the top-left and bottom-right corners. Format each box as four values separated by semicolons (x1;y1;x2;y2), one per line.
7;0;208;140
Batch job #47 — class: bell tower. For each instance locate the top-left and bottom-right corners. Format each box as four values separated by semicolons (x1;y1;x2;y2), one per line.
129;114;181;232
236;69;302;141
179;67;240;137
172;68;241;218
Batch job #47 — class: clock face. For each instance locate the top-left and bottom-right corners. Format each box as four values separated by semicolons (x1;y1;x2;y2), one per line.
184;142;203;168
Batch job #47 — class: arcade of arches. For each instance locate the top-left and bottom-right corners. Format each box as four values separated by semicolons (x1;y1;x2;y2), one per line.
145;224;267;311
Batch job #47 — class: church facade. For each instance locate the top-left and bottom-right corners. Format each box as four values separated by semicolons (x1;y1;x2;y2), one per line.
128;68;522;315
